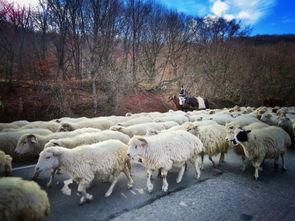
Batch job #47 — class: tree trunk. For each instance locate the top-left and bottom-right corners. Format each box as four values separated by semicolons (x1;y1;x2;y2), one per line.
91;76;98;115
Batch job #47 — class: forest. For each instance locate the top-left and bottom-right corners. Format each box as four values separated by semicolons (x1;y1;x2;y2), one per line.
0;0;294;122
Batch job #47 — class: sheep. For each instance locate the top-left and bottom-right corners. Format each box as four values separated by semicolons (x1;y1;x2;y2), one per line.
42;130;130;187
34;140;133;204
225;121;269;170
153;114;189;125
45;130;130;149
209;114;234;126
11;120;30;127
0;128;52;159
57;118;114;131
0;151;12;176
21;121;61;132
260;113;278;126
116;117;155;127
110;122;178;137
15;128;102;157
127;130;204;192
278;117;294;144
226;115;260;129
0;123;20;132
184;123;232;168
0;177;50;221
229;126;291;180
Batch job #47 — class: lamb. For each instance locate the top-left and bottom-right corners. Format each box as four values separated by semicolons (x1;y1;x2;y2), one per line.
57;118;114;131
110;122;178;137
35;140;133;204
0;151;12;176
0;128;52;159
0;177;50;221
127;130;204;192
15;128;102;156
45;130;130;149
229;126;291;180
21;121;61;132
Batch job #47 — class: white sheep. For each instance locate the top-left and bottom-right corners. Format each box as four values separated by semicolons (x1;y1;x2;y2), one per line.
260;113;278;126
0;177;50;221
185;123;232;168
35;140;133;204
0;128;52;159
116;117;155;127
45;130;130;149
0;150;12;176
110;121;178;137
225;122;269;171
278;116;294;144
0;123;20;132
229;126;291;180
21;121;61;132
15;127;101;156
127;130;204;192
57;118;114;131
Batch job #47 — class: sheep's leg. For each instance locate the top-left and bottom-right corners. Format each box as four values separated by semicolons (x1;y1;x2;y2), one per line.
209;156;216;168
274;157;279;170
105;173;120;197
161;169;169;192
47;168;58;188
146;169;154;192
252;161;262;180
200;153;204;170
219;153;225;164
193;156;201;179
241;156;248;171
281;153;287;171
77;181;93;205
157;168;162;178
176;163;186;183
123;166;134;189
61;179;73;196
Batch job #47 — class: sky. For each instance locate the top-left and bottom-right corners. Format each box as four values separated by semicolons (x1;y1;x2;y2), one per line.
157;0;295;35
6;0;295;35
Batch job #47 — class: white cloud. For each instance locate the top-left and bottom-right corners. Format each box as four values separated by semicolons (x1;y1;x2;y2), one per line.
209;0;277;24
211;0;229;17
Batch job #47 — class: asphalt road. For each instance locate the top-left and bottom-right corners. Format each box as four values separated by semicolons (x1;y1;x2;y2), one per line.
11;148;295;221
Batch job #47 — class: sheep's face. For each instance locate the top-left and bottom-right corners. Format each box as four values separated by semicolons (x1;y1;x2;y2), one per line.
260;114;271;122
35;149;60;176
127;137;148;161
232;128;251;145
15;134;38;155
58;123;74;132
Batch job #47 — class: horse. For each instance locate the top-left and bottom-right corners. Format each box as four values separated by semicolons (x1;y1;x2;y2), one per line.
168;95;209;112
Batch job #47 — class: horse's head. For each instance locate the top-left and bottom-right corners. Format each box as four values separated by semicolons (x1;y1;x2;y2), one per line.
168;95;177;102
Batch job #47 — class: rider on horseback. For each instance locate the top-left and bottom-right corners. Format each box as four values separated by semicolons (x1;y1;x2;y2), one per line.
179;86;187;105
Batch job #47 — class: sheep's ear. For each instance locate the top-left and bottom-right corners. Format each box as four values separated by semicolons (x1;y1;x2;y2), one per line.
52;149;62;156
28;134;37;144
138;138;148;147
246;130;251;134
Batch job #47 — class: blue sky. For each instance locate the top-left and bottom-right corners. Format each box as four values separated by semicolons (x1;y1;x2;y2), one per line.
156;0;295;35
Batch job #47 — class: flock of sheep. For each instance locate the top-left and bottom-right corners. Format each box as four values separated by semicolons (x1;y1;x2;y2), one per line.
0;105;295;220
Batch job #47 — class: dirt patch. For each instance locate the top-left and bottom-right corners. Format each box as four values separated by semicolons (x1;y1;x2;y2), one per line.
116;91;176;115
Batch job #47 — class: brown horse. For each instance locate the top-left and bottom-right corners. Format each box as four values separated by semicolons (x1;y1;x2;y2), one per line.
168;95;209;112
